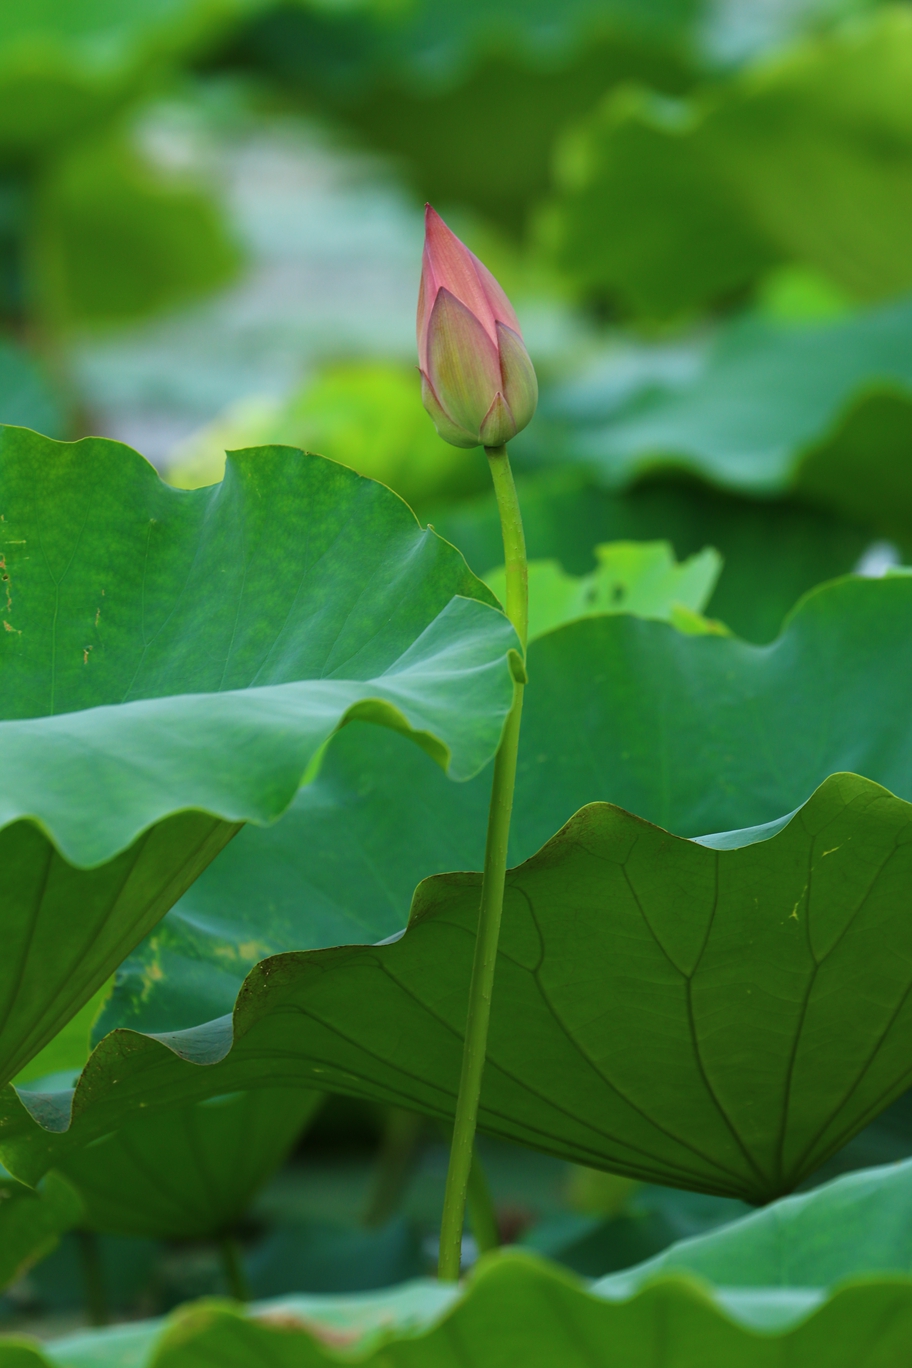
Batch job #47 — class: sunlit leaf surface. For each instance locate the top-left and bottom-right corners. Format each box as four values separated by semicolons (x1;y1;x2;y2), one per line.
0;428;515;1090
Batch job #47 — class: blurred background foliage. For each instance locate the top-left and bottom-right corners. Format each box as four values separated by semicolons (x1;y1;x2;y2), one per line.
5;0;912;1338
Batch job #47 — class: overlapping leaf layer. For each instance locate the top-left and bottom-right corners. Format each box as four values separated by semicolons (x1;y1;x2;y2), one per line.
97;574;912;1037
6;770;909;1202
0;428;515;1092
11;1159;912;1366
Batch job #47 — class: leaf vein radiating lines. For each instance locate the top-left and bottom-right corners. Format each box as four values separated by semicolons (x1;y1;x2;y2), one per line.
30;832;152;1059
0;843;53;1044
619;858;685;976
619;854;766;1183
688;849;720;980
118;1129;207;1221
773;840;818;1186
683;975;766;1189
367;537;443;679
812;841;899;969
37;500;92;716
521;899;748;1184
779;834;905;1177
507;884;545;973
303;956;714;1181
282;1000;461;1102
788;976;912;1179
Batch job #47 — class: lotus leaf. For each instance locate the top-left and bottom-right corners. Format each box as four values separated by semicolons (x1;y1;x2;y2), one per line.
20;1159;912;1366
99;574;912;1038
57;1089;321;1240
435;469;870;643
0;1170;83;1291
541;296;912;541
4;771;912;1204
0;426;515;1091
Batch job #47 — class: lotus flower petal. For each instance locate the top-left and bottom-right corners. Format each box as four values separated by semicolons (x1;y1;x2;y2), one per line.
418;206;521;368
497;322;539;435
426;288;502;437
419;371;480;449
479;392;517;448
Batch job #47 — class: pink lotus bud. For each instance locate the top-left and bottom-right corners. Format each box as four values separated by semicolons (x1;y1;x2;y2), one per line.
417;206;538;450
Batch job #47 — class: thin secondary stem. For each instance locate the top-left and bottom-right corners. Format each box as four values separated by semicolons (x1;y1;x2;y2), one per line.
438;444;527;1281
76;1229;108;1327
466;1147;500;1255
363;1108;426;1228
220;1234;250;1302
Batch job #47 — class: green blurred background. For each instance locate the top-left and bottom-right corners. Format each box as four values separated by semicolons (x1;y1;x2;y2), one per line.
5;0;912;1337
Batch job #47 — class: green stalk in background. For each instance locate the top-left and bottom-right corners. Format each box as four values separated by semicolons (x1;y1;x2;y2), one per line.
220;1233;251;1302
437;443;528;1281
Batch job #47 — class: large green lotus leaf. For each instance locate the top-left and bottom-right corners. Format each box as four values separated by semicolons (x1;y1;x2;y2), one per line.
26;1216;912;1368
93;534;722;1036
8;770;912;1202
540;298;912;541
0;427;515;1092
0;0;272;162
58;1088;321;1240
598;1155;912;1298
23;1160;912;1363
13;981;111;1089
96;572;912;1038
436;468;871;645
542;9;912;316
0;1170;83;1291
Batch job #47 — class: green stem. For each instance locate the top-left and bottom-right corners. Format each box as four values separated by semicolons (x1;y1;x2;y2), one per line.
220;1234;250;1302
76;1229;108;1327
438;444;527;1281
467;1147;500;1255
485;446;528;649
363;1107;426;1228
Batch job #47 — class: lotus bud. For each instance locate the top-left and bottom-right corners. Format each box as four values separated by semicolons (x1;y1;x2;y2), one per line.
417;205;538;450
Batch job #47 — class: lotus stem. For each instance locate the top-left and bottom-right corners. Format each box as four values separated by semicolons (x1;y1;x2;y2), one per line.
220;1234;250;1302
467;1147;501;1255
364;1108;426;1228
76;1229;109;1327
437;443;527;1281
